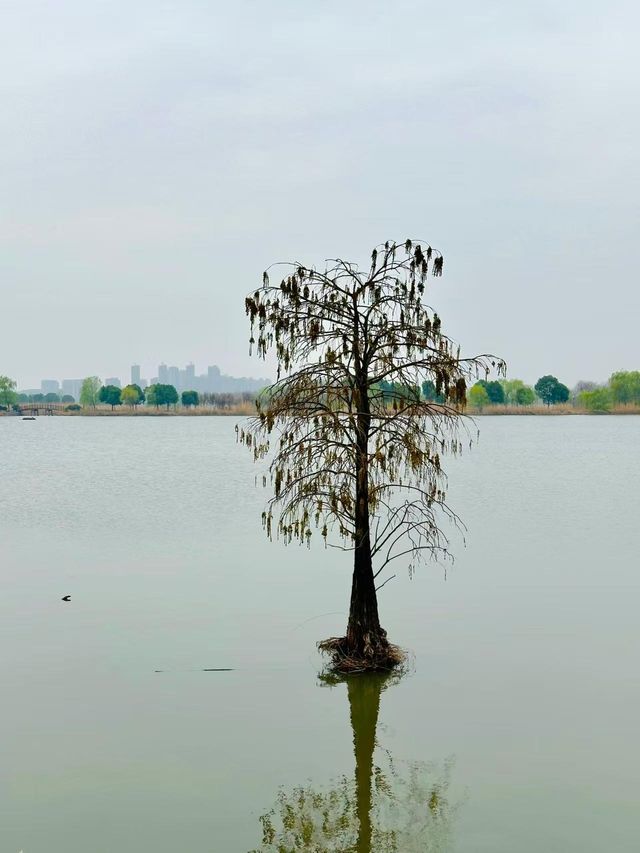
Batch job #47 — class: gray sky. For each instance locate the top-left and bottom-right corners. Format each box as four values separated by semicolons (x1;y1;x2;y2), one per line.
2;0;639;389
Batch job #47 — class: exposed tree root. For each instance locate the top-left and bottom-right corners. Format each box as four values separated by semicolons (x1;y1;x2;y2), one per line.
318;632;406;674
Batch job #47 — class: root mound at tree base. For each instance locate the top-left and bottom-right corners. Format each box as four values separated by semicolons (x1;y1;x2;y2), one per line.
318;635;406;674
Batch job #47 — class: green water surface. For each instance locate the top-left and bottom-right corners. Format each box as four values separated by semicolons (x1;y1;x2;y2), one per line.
1;416;638;851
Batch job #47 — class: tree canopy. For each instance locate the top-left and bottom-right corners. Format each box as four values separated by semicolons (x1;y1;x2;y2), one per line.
421;379;445;403
477;379;505;405
0;376;18;408
181;389;199;407
467;383;490;410
242;238;503;671
534;375;569;405
99;384;122;409
500;378;525;405
79;376;102;408
609;370;640;405
515;385;535;406
121;384;144;407
579;388;612;411
146;383;178;408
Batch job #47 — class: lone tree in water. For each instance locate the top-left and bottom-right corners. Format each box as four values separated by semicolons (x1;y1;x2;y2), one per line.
242;240;503;672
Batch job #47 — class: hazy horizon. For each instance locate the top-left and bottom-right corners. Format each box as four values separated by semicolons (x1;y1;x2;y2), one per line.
9;353;628;394
3;1;640;390
15;359;272;392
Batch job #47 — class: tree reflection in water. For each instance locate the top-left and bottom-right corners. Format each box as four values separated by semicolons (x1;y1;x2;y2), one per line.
249;672;458;852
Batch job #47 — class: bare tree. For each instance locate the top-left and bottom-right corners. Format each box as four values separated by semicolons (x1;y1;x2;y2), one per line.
241;240;503;671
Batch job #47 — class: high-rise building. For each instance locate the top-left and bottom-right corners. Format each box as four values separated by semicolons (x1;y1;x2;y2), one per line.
41;379;60;394
207;365;221;392
168;366;180;389
62;379;82;401
147;361;269;394
105;377;121;388
131;365;141;386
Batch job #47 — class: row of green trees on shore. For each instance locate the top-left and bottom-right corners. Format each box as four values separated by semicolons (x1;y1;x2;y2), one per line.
0;374;201;410
379;371;640;411
3;370;640;413
466;371;640;410
467;375;568;409
571;371;640;411
81;378;197;410
1;373;261;411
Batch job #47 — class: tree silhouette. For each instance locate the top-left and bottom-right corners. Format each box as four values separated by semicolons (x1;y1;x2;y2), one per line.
79;376;101;408
99;384;122;410
476;380;504;405
122;383;145;407
242;239;503;671
146;383;179;409
0;376;18;408
181;389;200;408
249;672;457;853
534;375;569;406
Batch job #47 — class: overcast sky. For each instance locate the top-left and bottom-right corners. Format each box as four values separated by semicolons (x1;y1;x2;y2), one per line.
2;0;639;389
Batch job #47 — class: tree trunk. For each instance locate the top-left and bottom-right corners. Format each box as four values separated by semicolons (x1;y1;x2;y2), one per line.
347;675;385;853
346;514;383;656
346;375;385;659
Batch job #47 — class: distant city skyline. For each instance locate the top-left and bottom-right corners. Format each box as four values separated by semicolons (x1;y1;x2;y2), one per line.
17;360;272;397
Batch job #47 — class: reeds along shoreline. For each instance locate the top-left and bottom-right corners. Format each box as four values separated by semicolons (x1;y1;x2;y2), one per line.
470;404;640;415
5;402;640;417
0;403;258;416
66;402;259;416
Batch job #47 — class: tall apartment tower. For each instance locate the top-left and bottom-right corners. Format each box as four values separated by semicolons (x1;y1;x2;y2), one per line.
131;365;141;386
168;366;180;389
41;379;60;394
158;363;169;384
62;379;82;400
207;365;221;392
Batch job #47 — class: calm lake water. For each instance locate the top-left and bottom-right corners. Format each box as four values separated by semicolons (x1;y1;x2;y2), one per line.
1;416;638;852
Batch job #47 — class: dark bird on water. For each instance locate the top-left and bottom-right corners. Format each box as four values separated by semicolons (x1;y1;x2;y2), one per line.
61;595;71;602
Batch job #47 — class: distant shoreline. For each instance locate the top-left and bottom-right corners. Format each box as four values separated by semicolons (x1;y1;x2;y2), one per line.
471;404;640;416
3;404;640;417
1;406;253;417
